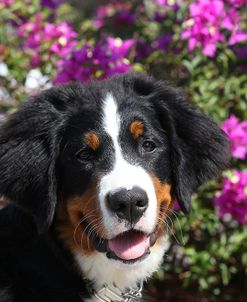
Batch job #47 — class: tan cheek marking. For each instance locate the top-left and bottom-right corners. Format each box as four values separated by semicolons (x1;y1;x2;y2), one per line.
56;180;106;255
151;175;173;238
84;132;100;151
129;120;144;139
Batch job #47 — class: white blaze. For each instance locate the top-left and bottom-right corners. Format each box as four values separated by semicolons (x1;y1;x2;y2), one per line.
99;93;157;236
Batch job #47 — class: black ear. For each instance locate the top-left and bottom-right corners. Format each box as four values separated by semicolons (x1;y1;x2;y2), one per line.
151;82;230;213
0;89;68;234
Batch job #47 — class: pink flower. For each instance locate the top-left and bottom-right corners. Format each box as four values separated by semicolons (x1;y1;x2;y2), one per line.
44;22;78;56
229;29;247;45
181;0;247;56
18;13;44;49
221;115;247;160
181;0;226;57
18;14;77;61
214;171;247;225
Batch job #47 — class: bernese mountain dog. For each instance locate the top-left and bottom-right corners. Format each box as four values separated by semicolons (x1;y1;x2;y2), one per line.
0;73;229;302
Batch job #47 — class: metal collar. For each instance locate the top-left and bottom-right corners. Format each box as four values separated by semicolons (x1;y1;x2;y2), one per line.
93;281;143;302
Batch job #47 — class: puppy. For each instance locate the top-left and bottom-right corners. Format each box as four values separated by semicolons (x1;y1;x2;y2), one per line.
0;73;229;302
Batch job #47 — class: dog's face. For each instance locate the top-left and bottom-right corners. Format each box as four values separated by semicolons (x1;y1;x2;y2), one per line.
0;73;229;286
58;91;172;266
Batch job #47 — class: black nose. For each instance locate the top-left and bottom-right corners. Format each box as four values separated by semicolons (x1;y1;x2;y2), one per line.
107;187;148;224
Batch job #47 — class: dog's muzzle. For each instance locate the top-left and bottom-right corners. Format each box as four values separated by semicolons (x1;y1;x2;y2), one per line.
106;187;148;224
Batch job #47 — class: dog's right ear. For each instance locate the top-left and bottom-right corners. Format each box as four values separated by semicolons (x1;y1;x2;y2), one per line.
0;88;71;234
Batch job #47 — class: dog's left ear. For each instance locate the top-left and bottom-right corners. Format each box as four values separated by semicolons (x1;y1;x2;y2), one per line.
151;82;230;213
0;89;68;234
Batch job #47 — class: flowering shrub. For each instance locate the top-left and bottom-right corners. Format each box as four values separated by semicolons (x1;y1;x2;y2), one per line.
54;37;135;83
0;0;247;300
181;0;247;57
214;171;247;225
18;12;78;68
221;115;247;160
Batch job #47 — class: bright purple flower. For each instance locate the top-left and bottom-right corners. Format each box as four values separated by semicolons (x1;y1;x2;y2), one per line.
234;45;247;58
154;34;172;51
40;0;61;9
114;10;136;25
214;171;247;225
107;37;135;57
54;37;134;83
221;115;247;160
54;44;94;83
135;41;152;60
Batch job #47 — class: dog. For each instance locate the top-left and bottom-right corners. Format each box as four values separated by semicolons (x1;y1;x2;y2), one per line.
0;73;229;302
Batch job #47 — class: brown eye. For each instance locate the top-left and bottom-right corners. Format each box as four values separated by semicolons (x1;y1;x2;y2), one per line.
142;140;157;153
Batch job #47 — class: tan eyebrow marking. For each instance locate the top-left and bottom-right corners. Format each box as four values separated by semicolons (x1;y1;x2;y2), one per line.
129;120;144;139
84;132;100;151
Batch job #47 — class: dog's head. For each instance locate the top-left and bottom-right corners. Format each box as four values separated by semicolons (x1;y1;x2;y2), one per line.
0;73;229;284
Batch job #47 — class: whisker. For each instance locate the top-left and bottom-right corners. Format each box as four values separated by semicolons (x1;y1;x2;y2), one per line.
167;207;185;245
80;217;100;250
73;212;98;247
158;216;182;246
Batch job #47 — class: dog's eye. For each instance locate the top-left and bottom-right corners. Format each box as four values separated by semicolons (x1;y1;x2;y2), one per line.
142;140;157;153
75;149;94;162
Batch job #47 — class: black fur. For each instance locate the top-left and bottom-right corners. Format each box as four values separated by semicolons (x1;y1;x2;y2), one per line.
0;73;230;301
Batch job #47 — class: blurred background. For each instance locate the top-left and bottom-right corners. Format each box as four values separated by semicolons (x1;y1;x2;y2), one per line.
0;0;246;301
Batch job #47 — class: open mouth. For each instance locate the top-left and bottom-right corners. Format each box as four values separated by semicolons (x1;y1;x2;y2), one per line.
90;225;159;264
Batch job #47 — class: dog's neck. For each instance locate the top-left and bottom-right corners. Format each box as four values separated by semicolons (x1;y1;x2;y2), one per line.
73;236;169;301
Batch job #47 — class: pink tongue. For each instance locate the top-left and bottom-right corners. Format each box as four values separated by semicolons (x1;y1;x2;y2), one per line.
108;231;150;260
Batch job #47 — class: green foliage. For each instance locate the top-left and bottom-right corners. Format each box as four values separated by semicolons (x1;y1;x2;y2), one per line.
1;1;247;300
160;183;247;299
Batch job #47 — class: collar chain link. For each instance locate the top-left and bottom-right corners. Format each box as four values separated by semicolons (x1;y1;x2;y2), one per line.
93;282;143;302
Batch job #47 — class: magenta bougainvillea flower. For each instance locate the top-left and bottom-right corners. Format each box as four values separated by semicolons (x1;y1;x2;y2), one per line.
181;0;226;57
181;0;247;57
44;22;78;56
54;37;134;83
221;115;247;160
229;29;247;45
214;171;247;225
18;13;77;65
